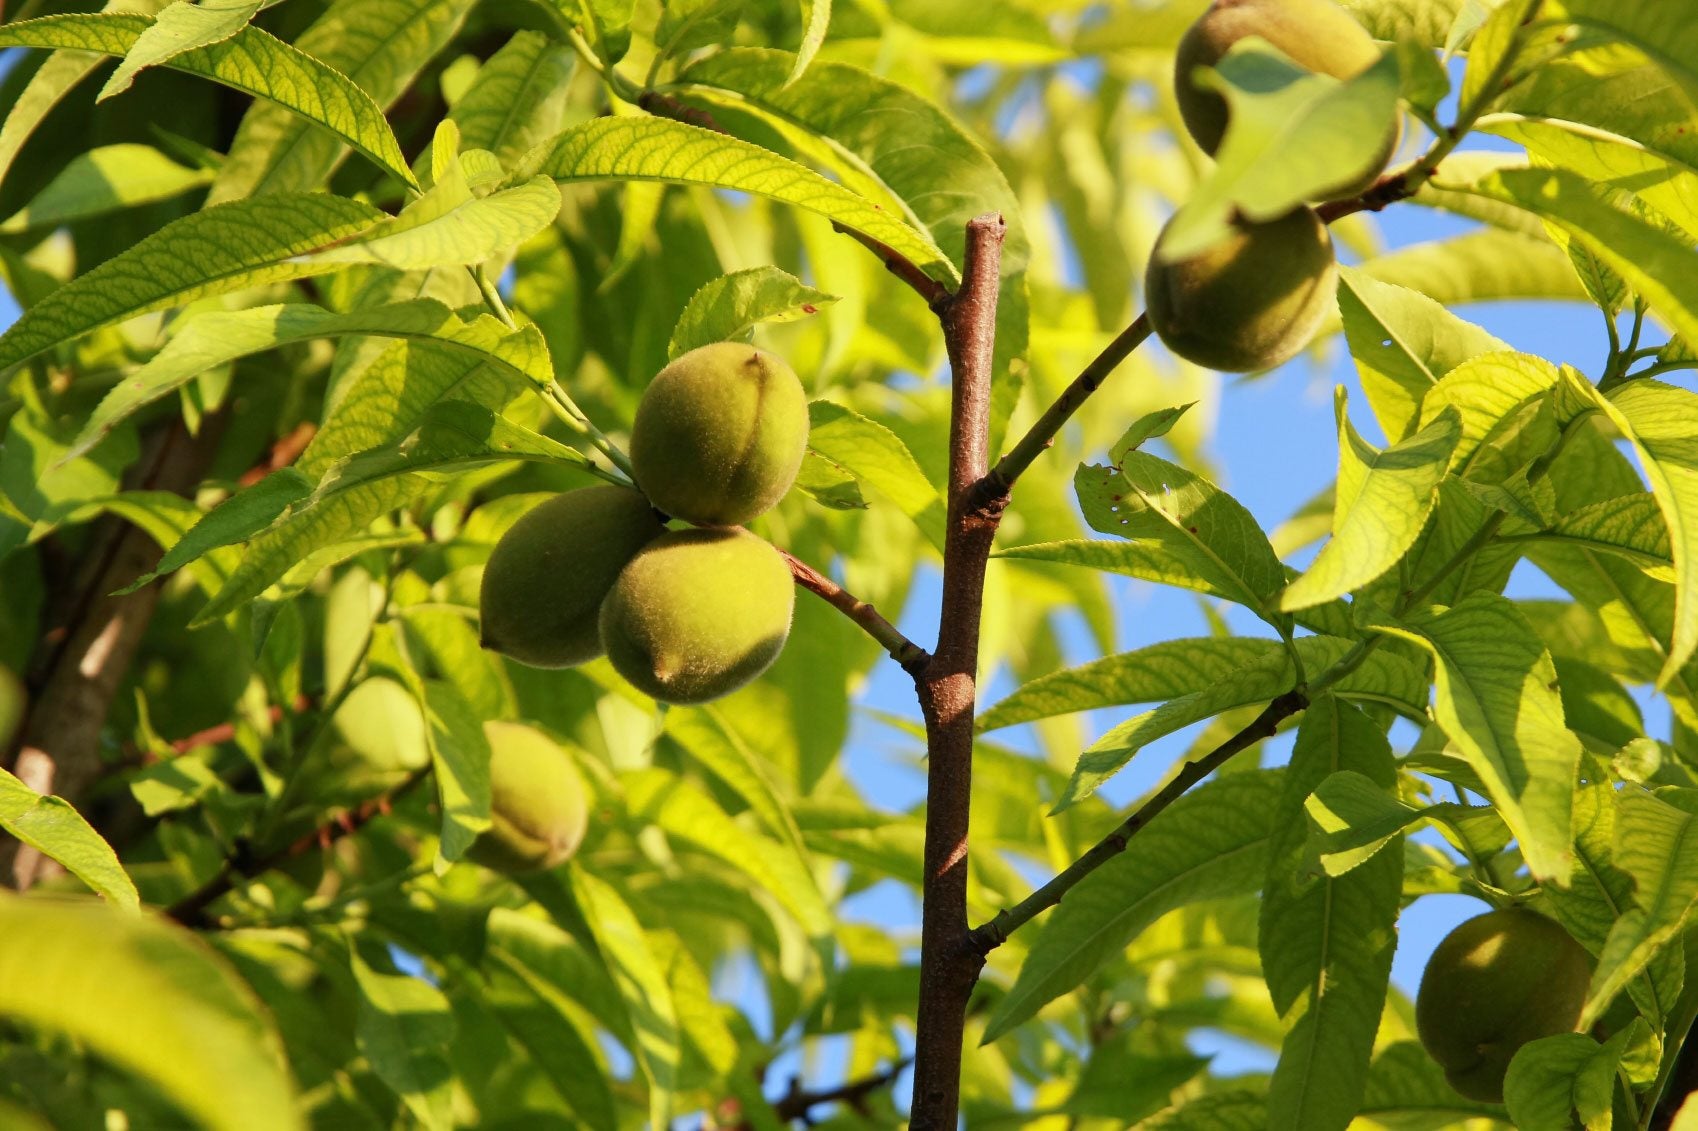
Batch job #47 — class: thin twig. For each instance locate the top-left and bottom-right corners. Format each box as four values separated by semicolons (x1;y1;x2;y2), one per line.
830;221;953;310
166;765;431;928
966;313;1153;515
771;1059;912;1124
781;550;930;673
967;690;1306;953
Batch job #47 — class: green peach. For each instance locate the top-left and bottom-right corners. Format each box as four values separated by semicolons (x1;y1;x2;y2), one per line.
1175;0;1398;197
599;527;794;705
479;486;667;669
466;721;589;873
1415;907;1592;1103
629;342;810;526
1146;206;1337;373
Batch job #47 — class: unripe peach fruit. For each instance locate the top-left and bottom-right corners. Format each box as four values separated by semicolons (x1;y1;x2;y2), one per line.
465;721;589;873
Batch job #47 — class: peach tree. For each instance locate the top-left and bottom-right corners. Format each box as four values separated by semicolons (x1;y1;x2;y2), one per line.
0;0;1694;1128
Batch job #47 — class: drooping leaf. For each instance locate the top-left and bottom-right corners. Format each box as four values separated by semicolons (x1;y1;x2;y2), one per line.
983;770;1283;1041
1262;698;1402;1131
0;893;301;1131
99;0;267;100
0;193;382;374
568;870;680;1130
297;176;561;271
0;12;416;188
0;143;212;233
1370;593;1581;882
668;266;838;359
65;301;547;464
806;400;946;551
210;0;476;202
1358;227;1589;309
348;938;456;1131
1502;1029;1630;1131
526;115;957;287
444;30;576;166
0;767;139;910
117;469;310;594
1281;396;1459;611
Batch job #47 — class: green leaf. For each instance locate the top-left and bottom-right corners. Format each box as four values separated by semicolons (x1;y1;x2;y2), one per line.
0;892;301;1131
1335;267;1509;442
1110;404;1194;463
1145;1092;1269;1131
1338;0;1466;47
792;0;830;83
1370;593;1581;882
1443;164;1698;350
982;770;1283;1042
0;12;417;189
0;193;382;374
210;0;475;202
298;176;561;271
0;143;212;233
1358;227;1589;309
1075;453;1287;626
1541;0;1698;108
624;770;831;938
1503;1029;1629;1131
1586;789;1698;1026
668;266;838;360
445;31;575;166
568;870;679;1130
1358;1040;1505;1126
562;0;635;63
99;0;266;100
117;469;310;594
196;401;587;623
1161;44;1400;260
410;675;492;866
526;115;957;287
1281;396;1459;611
65;300;548;463
1595;381;1698;684
1262;698;1403;1131
665;706;809;862
992;539;1228;603
806;400;946;551
348;938;455;1131
1525;493;1675;582
1414;350;1561;477
0;767;139;910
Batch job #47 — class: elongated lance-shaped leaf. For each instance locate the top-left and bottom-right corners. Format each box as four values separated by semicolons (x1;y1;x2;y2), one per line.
1262;698;1402;1131
348;937;455;1130
196;401;593;624
117;470;312;594
0;767;139;910
0;13;416;189
677;48;1027;437
100;0;266;100
0;143;212;233
1356;226;1590;309
1162;44;1400;260
1054;634;1430;811
668;266;838;359
1583;380;1698;685
1370;593;1581;882
0;193;382;374
210;0;475;202
525;116;957;287
1357;1041;1504;1125
807;401;946;551
443;31;575;166
792;0;830;82
1076;453;1287;628
569;870;680;1130
1336;267;1509;442
1282;396;1459;611
992;539;1233;602
1444;164;1698;350
1302;771;1509;878
1539;0;1698;107
1585;788;1698;1027
983;770;1284;1042
64;301;548;464
1522;493;1676;582
374;649;491;867
297;176;561;271
0;892;302;1131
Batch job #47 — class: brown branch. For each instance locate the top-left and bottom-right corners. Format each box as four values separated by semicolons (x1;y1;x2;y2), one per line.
908;213;1005;1131
773;1059;911;1123
165;764;431;928
781;549;930;674
967;690;1307;954
5;417;225;890
830;221;953;310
